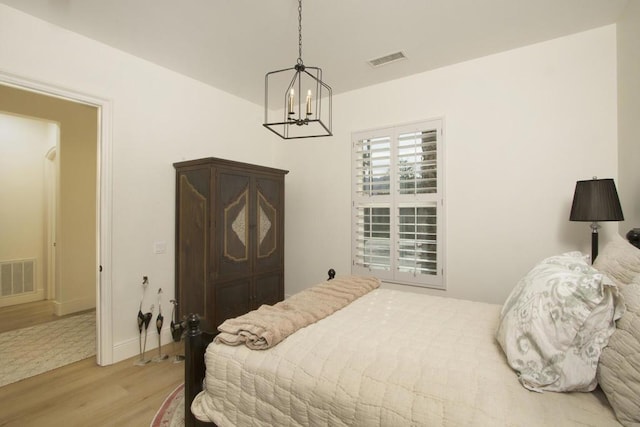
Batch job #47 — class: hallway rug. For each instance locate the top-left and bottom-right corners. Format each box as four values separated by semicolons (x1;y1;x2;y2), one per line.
0;311;95;387
151;383;184;427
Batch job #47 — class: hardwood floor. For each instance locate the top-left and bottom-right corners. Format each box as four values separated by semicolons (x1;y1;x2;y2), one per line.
0;344;184;427
0;300;93;333
0;301;185;426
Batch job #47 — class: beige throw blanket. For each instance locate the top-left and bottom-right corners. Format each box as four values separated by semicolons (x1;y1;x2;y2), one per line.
215;275;380;350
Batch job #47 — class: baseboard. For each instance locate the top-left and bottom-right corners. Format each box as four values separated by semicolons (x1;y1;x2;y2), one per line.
112;328;178;363
0;289;45;307
54;296;96;316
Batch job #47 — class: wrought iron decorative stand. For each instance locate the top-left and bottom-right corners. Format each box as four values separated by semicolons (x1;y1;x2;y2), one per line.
170;299;185;363
135;276;154;366
152;288;169;362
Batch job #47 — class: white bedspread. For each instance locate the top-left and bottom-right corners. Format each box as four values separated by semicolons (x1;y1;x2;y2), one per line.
192;289;620;426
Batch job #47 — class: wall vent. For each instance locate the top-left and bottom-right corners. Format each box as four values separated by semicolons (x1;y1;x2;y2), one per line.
368;51;407;68
0;259;36;297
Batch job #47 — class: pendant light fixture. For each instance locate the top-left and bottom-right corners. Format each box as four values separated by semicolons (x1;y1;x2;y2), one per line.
263;0;332;139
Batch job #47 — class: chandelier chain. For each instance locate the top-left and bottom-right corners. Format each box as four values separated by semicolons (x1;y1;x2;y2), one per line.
297;0;303;65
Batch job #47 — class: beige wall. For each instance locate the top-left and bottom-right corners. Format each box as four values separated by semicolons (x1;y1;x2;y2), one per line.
617;1;640;232
0;84;97;315
0;113;56;306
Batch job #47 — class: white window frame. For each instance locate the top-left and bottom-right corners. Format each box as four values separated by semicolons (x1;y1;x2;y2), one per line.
351;119;445;289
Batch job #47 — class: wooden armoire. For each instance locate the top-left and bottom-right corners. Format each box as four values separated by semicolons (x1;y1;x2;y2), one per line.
174;157;288;332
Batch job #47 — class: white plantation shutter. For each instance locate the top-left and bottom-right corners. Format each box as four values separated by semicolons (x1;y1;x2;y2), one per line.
397;205;438;275
352;119;444;288
397;129;437;195
354;136;391;196
353;206;391;271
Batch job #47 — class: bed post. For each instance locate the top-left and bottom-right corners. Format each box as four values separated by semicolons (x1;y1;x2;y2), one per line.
184;314;206;427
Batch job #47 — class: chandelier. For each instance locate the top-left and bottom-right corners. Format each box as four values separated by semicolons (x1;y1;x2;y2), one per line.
263;0;332;139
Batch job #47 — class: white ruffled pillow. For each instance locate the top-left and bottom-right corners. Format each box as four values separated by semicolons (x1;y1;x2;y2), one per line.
496;252;624;392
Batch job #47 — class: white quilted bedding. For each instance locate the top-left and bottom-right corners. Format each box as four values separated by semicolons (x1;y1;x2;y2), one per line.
192;289;620;426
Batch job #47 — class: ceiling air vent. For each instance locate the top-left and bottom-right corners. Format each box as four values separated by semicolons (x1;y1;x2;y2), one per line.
368;51;407;68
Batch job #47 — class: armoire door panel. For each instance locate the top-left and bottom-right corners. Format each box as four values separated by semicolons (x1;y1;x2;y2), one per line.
254;274;283;308
176;168;210;324
257;190;277;258
217;171;251;279
215;279;251;327
254;176;283;273
223;188;249;262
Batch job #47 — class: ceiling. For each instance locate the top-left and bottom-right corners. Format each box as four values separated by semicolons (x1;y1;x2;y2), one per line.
0;0;629;106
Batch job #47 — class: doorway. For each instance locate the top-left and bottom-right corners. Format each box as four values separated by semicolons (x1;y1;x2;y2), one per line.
0;75;113;366
0;114;57;308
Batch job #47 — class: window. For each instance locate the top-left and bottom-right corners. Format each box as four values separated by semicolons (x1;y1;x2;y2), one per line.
351;119;444;288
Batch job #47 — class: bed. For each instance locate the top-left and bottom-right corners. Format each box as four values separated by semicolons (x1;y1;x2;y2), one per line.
184;236;640;427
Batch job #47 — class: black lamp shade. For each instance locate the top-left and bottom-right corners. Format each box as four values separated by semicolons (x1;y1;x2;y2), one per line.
569;178;624;222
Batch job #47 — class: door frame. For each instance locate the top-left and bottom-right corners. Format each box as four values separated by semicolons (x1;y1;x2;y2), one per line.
0;70;114;366
45;145;57;301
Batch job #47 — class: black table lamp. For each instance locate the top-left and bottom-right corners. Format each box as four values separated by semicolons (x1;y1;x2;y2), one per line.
570;177;624;263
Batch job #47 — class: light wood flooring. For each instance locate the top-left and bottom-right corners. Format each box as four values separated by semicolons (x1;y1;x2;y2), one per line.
0;300;184;426
0;343;184;427
0;300;91;334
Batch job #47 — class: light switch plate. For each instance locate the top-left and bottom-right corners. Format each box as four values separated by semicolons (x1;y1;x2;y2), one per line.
153;241;166;254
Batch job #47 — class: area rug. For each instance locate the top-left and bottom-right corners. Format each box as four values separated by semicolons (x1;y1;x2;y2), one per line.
151;383;185;427
0;312;95;387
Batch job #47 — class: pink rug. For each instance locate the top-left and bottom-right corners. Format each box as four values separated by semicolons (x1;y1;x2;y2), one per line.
151;383;184;427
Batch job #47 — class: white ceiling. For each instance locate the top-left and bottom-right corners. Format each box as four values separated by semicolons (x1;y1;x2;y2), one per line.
0;0;629;106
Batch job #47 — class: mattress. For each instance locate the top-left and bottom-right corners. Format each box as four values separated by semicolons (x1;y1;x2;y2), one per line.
192;289;620;426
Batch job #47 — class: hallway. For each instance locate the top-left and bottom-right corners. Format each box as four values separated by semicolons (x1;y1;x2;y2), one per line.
0;301;96;387
0;300;93;333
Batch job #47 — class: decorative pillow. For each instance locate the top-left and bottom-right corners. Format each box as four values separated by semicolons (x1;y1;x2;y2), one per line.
597;279;640;426
496;252;624;392
594;234;640;288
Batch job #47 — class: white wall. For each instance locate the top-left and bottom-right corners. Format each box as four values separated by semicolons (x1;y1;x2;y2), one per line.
617;1;640;231
281;25;619;304
0;4;283;362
